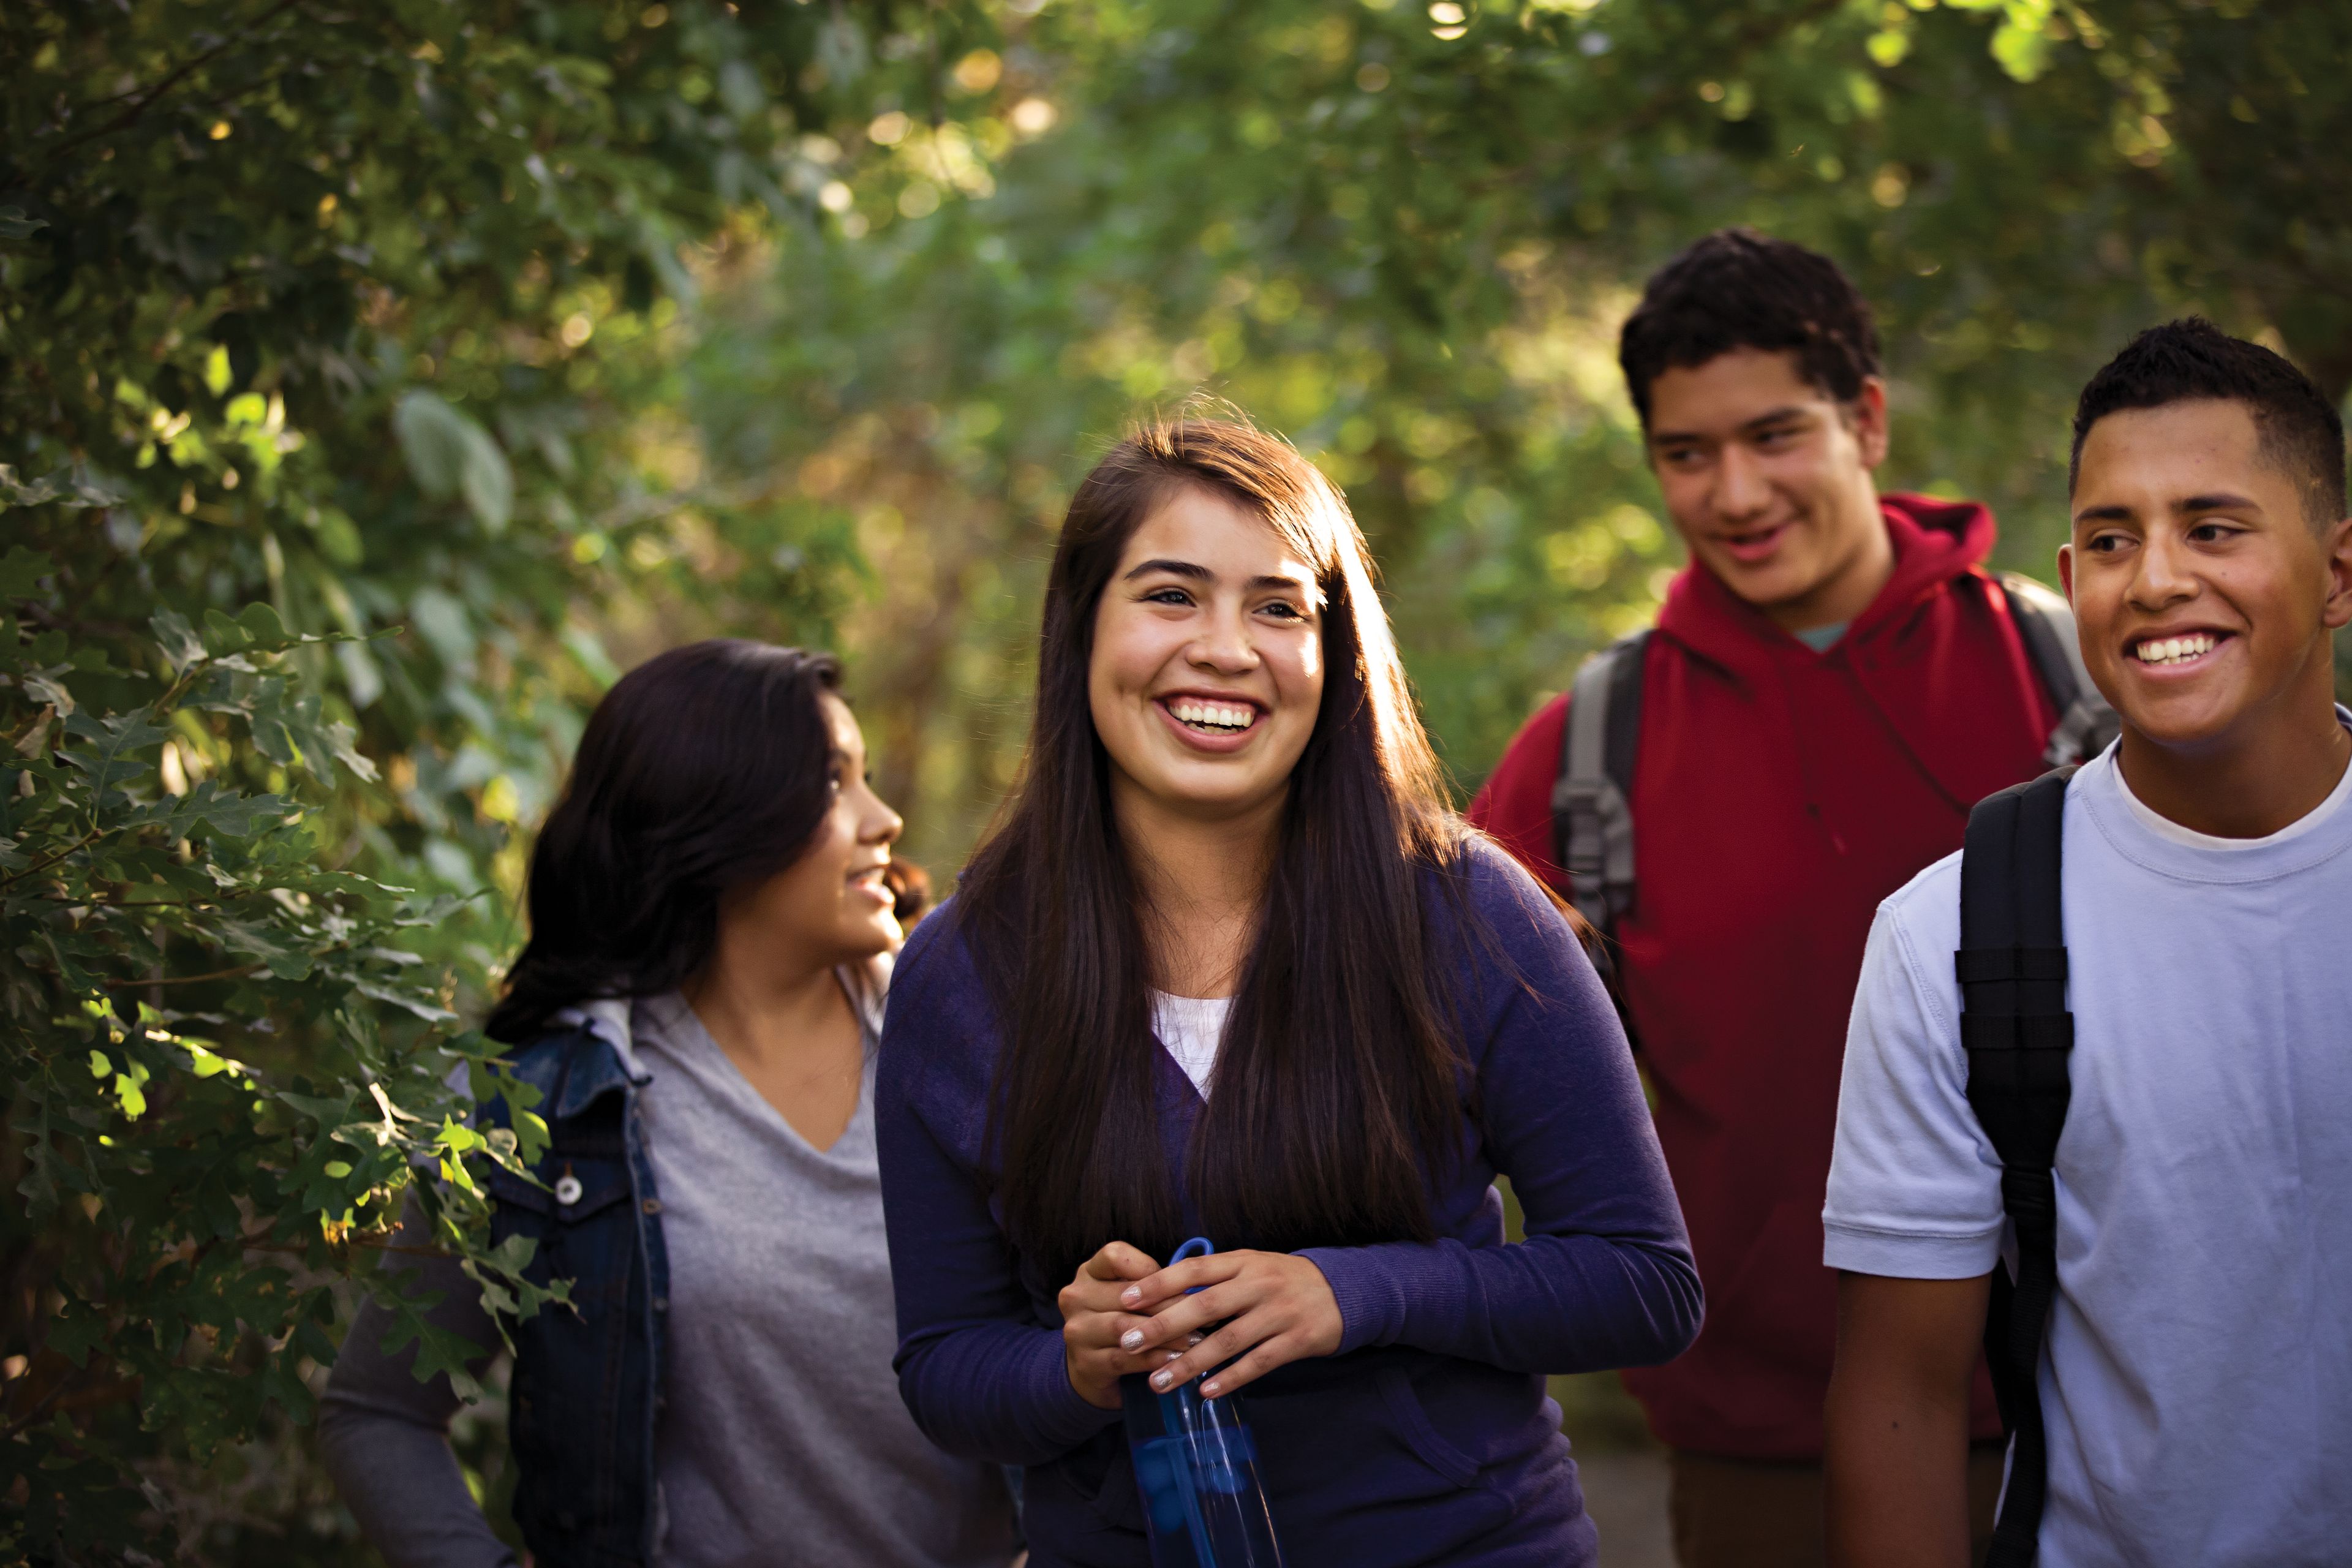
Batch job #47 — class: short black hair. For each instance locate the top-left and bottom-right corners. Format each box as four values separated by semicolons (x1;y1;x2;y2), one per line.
2070;318;2347;527
1618;228;1881;428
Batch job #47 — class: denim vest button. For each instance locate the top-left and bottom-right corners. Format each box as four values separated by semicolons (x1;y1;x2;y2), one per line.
653;1295;669;1313
641;1197;662;1215
553;1174;583;1206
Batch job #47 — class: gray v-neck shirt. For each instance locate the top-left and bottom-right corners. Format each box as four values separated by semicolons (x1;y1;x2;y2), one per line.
320;986;1014;1568
631;992;1012;1566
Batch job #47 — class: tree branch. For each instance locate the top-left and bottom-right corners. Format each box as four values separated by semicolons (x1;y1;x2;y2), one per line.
0;829;102;889
39;0;309;168
99;962;266;989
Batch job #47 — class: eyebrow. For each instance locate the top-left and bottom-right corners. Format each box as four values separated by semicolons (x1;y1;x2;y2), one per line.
2075;491;2265;526
1647;405;1811;445
1123;559;1314;594
1124;557;1213;582
2175;491;2260;515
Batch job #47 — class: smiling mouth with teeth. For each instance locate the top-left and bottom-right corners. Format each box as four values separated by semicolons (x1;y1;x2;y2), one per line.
1165;697;1258;734
2132;631;2226;667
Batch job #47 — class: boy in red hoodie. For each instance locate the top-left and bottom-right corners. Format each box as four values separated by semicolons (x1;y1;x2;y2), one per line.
1469;230;2082;1566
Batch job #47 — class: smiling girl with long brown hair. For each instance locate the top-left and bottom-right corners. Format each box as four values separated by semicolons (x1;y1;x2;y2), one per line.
875;417;1701;1566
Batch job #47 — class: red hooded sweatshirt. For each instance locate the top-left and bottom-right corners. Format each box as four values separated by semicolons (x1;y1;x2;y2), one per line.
1469;494;2052;1460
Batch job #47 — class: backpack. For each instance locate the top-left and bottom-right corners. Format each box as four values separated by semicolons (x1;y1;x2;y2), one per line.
1548;571;2119;942
1956;767;2077;1567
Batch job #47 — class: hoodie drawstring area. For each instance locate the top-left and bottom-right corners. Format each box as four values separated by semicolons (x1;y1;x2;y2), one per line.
1839;594;1981;820
1770;655;1850;858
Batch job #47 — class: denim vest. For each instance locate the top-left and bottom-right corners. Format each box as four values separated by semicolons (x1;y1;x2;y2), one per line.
479;1023;670;1566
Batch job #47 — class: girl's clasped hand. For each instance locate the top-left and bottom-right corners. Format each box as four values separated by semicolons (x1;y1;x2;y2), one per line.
1060;1240;1343;1410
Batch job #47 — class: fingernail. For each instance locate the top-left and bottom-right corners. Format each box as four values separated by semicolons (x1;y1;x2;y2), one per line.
1151;1369;1173;1390
1121;1286;1142;1305
1202;1381;1221;1396
1120;1329;1144;1351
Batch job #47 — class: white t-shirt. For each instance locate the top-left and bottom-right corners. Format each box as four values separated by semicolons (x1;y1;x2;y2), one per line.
1824;718;2352;1567
1152;990;1231;1098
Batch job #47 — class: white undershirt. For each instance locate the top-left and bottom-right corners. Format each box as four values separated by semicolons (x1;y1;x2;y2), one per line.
1150;991;1232;1098
2111;716;2352;851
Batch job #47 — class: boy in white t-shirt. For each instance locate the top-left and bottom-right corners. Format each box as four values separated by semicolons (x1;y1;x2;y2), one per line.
1820;319;2352;1567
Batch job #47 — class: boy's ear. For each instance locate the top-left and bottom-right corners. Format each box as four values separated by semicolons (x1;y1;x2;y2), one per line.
1849;378;1890;469
2322;514;2352;634
2057;542;2075;605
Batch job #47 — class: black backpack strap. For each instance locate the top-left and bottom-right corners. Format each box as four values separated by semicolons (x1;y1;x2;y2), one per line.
1998;573;2119;768
1550;628;1649;937
1958;766;2078;1567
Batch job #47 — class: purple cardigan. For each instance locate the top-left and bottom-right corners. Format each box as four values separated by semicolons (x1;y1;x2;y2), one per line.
875;840;1701;1567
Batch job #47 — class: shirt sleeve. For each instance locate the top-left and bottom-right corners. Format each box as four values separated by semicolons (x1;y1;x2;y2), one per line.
317;1197;518;1568
1298;849;1702;1373
1466;693;1571;894
875;927;1123;1468
1822;883;2008;1279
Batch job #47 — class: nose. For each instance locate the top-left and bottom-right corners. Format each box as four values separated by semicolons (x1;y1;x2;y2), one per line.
860;788;903;846
1186;598;1261;676
2127;529;2199;613
1713;443;1771;523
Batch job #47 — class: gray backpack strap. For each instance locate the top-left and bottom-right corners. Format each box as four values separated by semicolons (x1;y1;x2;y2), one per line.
1550;630;1649;936
1999;573;2119;768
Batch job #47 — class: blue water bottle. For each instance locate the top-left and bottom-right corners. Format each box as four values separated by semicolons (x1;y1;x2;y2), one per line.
1121;1238;1286;1568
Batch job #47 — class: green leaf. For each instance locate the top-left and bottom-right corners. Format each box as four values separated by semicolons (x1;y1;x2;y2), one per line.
150;609;206;674
59;710;173;795
392;390;513;535
163;781;293;839
1990;18;2053;81
23;669;75;717
237;601;289;645
0;465;63;508
0;545;53;595
384;1310;492;1398
350;976;456;1022
47;1302;110;1368
182;1041;238;1079
202;600;302;657
202;606;255;654
113;1071;148;1119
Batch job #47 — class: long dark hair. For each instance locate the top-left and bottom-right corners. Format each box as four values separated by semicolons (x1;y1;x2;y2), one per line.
958;416;1471;1284
486;639;843;1044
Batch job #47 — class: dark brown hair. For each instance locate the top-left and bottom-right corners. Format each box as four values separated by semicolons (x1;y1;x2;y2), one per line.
956;416;1472;1284
486;640;843;1044
2070;317;2347;527
1618;227;1881;429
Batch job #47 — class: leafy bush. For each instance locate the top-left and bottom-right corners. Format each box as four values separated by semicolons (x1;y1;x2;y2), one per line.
1;548;560;1559
1;0;976;1555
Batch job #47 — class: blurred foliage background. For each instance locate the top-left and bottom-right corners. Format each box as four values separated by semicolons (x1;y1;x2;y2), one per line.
4;0;2347;1558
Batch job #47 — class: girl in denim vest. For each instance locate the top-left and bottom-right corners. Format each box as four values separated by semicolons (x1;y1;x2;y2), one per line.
322;640;1017;1567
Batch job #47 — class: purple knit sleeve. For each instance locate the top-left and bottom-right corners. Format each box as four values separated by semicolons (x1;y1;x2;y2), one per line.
875;917;1123;1465
1298;847;1702;1373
